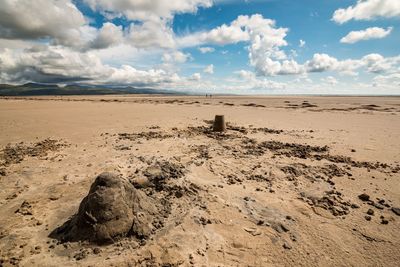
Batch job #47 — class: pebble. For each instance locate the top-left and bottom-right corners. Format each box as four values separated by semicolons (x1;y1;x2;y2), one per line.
381;219;389;225
391;207;400;216
283;242;292;250
367;209;374;216
365;215;371;221
373;203;385;210
358;193;370;201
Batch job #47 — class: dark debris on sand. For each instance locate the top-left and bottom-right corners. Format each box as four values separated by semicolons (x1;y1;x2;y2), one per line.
0;139;67;167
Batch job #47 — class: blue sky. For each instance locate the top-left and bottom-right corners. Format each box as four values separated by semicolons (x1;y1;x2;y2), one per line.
0;0;399;94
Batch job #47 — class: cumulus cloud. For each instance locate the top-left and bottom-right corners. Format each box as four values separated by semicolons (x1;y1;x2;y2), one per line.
192;14;291;76
373;72;400;88
340;27;393;43
332;0;400;24
126;20;176;49
198;47;215;53
0;0;88;46
89;23;124;50
234;70;286;90
203;64;214;74
0;45;181;86
304;53;400;75
177;14;286;49
162;51;190;64
83;0;213;21
299;39;306;47
305;53;339;72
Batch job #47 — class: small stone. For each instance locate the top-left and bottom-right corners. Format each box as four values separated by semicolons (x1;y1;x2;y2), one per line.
93;248;101;254
358;193;370;201
243;196;250;201
283;242;292;250
391;207;400;216
367;209;374;216
373;203;385;210
351;204;360;209
381;219;389;225
365;215;371;221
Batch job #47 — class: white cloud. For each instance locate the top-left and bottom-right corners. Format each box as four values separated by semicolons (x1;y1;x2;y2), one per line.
0;0;88;46
189;72;201;81
299;39;306;47
89;22;124;49
373;72;400;88
340;27;393;44
176;14;286;49
332;0;400;24
305;53;339;72
198;47;215;53
234;70;286;90
83;0;213;21
321;76;338;85
203;64;214;74
0;45;181;86
162;51;190;63
126;20;176;49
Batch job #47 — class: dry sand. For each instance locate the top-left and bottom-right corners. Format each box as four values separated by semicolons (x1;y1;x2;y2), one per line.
0;95;399;266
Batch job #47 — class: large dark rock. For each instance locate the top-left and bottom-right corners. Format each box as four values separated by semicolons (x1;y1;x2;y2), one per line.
51;172;163;244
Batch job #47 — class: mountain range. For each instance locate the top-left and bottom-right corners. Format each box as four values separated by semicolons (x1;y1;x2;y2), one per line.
0;83;187;96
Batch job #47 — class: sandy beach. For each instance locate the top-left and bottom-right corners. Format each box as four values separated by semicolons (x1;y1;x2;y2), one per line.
0;95;399;266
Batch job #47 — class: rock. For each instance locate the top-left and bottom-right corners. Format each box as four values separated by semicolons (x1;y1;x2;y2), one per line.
283;242;292;250
351;203;360;209
365;215;371;221
373;203;385;210
391;207;400;216
74;251;87;261
381;219;389;225
367;209;374;216
15;201;33;216
358;193;370;201
50;172;165;244
93;248;101;254
273;223;290;233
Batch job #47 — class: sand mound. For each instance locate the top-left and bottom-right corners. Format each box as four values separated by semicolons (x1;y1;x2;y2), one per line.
51;172;166;244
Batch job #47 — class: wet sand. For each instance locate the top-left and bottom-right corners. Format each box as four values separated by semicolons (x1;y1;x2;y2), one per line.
0;95;399;266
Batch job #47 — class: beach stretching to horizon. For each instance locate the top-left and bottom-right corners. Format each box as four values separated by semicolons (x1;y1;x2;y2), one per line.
1;95;399;266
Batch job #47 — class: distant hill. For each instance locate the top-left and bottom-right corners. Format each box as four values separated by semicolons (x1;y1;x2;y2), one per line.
0;83;187;96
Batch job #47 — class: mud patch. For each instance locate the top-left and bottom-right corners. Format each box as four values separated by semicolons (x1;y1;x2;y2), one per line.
0;139;67;167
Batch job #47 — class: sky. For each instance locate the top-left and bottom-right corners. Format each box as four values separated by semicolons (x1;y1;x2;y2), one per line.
0;0;399;95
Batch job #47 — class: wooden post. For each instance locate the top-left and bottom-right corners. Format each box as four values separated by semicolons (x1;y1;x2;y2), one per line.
213;115;226;132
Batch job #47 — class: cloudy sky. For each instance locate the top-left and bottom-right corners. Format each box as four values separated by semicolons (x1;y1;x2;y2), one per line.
0;0;399;94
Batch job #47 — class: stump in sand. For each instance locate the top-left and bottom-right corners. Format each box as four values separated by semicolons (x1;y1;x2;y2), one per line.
213;115;226;132
51;172;164;244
